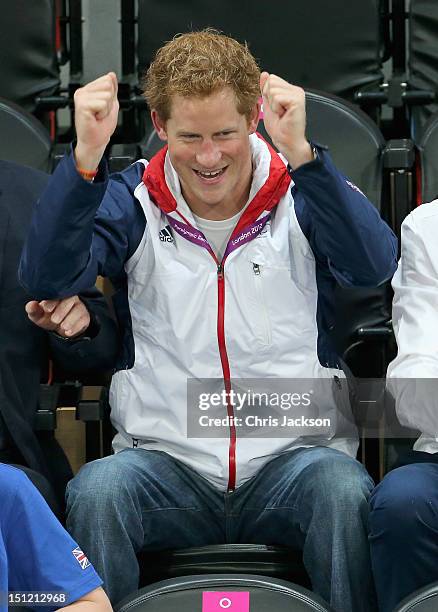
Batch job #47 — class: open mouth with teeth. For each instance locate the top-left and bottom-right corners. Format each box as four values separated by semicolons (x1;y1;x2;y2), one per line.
193;167;228;182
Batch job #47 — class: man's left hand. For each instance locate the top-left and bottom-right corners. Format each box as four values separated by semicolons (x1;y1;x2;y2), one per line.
260;72;313;169
25;296;91;338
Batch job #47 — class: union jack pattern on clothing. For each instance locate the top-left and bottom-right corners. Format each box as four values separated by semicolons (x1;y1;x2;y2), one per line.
72;547;91;569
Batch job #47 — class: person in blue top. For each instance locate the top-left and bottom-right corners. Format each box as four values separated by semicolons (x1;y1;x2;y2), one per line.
0;463;111;611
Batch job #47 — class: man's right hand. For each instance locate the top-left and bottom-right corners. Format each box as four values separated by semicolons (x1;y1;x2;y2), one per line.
74;72;119;171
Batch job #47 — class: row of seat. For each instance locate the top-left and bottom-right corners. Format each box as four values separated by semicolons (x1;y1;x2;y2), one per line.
121;0;438;140
114;575;438;611
2;1;438;142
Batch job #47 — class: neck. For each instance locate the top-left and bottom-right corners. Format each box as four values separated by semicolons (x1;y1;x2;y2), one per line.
187;192;248;220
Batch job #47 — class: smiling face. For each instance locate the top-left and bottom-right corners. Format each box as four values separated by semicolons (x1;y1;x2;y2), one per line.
151;87;260;220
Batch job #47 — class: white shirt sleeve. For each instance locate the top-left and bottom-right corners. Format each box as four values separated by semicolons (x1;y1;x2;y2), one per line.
387;202;438;449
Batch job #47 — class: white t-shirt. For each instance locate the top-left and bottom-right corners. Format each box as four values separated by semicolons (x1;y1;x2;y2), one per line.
193;203;250;260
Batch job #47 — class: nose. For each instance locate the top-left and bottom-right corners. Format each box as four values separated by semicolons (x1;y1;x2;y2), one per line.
195;139;222;168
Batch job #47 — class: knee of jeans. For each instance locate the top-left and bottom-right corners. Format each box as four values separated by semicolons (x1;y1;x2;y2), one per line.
307;451;373;509
369;466;433;536
66;457;135;511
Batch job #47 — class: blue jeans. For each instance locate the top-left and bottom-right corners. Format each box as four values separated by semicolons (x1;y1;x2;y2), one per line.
66;446;375;611
369;462;438;612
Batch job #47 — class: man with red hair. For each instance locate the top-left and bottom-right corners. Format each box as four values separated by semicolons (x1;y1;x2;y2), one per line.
20;30;396;611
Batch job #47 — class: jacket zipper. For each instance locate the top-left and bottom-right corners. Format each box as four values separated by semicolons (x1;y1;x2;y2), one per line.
173;210;237;491
216;262;236;492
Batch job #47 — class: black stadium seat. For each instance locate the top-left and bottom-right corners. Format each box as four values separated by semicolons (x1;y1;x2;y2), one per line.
416;111;438;204
0;0;83;138
139;544;310;594
118;0;387;141
408;0;438;138
136;0;385;104
394;581;438;612
0;98;52;171
115;575;332;612
0;0;59;115
293;90;386;209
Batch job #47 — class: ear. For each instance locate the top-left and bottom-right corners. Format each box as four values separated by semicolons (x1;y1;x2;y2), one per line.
151;110;168;141
247;100;261;134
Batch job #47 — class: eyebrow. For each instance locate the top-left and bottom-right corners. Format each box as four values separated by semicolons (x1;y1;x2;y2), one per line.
176;127;238;137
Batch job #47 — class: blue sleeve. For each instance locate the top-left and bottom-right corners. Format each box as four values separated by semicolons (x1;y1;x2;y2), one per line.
0;465;101;610
292;148;398;287
48;286;120;373
19;152;147;300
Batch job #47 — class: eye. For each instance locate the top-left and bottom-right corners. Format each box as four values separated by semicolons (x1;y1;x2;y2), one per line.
218;131;234;137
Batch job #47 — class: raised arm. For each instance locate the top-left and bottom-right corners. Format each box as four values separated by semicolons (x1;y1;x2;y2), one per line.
19;73;146;300
261;72;397;287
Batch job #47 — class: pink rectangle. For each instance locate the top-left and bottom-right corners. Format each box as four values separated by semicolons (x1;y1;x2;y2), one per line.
202;591;250;611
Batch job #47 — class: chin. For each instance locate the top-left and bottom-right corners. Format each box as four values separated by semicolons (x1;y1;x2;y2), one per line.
197;187;226;201
201;195;226;207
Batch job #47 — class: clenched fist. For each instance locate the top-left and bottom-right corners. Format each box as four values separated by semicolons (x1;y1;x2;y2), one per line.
74;72;119;171
260;72;313;169
26;296;91;339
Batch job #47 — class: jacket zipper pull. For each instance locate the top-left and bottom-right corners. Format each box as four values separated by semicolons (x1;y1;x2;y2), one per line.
253;263;261;275
217;263;224;279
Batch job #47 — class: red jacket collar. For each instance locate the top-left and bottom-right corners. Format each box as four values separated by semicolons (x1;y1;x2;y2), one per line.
142;134;292;229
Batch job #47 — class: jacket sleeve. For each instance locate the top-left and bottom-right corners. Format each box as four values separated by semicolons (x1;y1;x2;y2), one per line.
292;148;398;287
386;207;438;437
19;151;146;300
48;287;120;373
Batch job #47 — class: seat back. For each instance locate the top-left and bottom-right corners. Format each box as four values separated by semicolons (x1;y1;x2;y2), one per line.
296;90;385;210
416;111;438;204
394;581;438;612
409;0;438;137
0;98;52;171
0;0;59;113
135;0;384;104
118;0;386;142
289;91;390;476
116;574;332;612
139;545;309;590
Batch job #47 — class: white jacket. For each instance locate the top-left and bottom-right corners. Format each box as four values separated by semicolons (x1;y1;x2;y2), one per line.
20;134;397;490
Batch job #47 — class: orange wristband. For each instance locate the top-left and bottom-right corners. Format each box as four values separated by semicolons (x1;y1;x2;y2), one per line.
77;166;98;181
